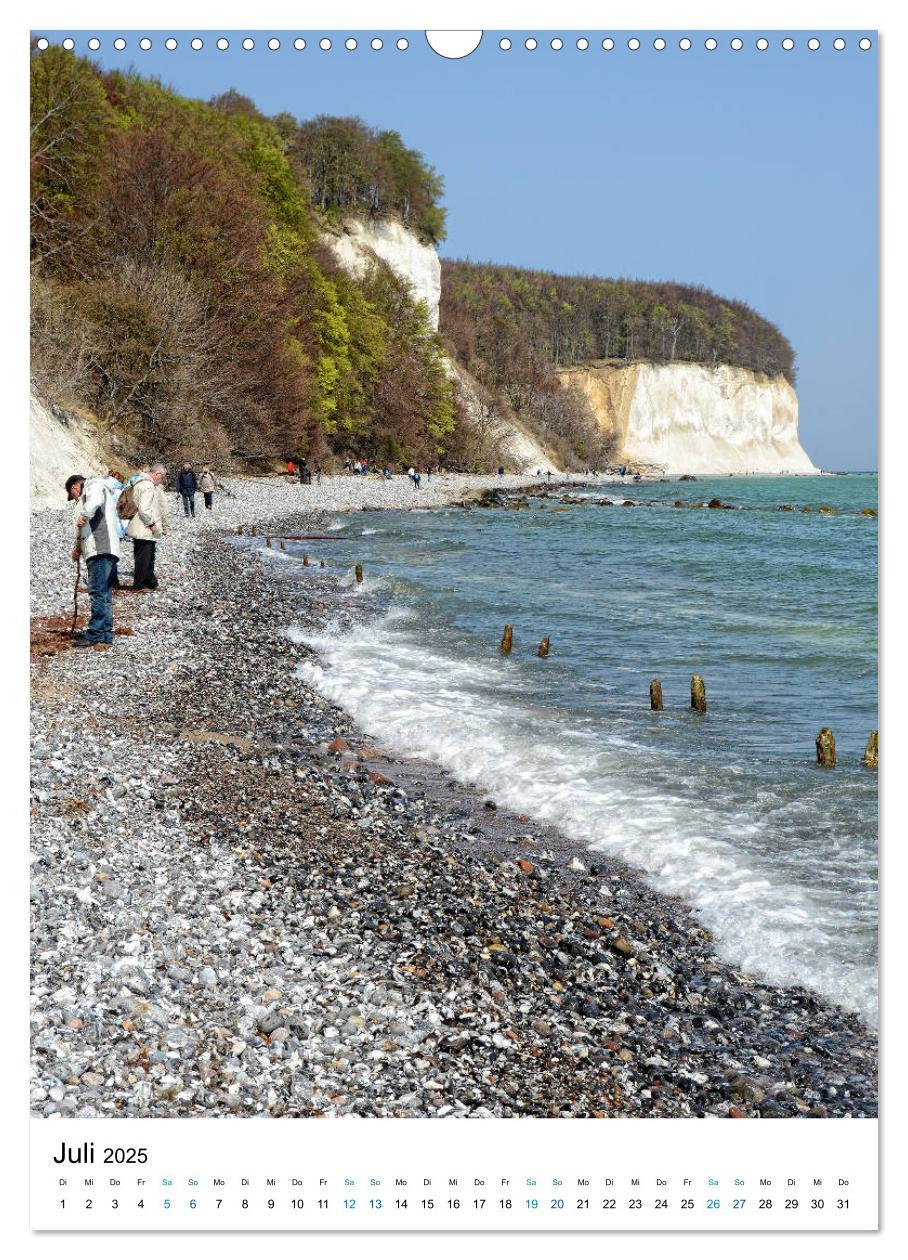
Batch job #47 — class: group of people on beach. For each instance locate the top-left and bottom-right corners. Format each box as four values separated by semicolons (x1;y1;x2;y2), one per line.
175;462;218;516
287;459;323;485
64;461;218;648
288;457;441;486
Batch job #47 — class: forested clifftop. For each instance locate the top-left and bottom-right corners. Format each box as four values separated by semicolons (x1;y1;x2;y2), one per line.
30;48;456;469
439;262;798;469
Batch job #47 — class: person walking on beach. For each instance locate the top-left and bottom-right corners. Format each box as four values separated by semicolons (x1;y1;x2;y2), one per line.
198;466;216;510
128;464;169;591
315;462;322;486
65;473;121;647
177;463;197;518
299;458;309;485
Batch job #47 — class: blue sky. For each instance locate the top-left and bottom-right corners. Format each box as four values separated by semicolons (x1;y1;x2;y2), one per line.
40;30;878;469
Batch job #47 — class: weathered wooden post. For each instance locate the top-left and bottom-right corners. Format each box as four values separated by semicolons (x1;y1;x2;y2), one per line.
355;563;364;584
500;624;513;654
816;727;837;767
303;554;310;567
279;539;286;551
863;730;878;769
251;524;258;537
320;560;325;568
691;674;707;713
650;679;664;710
236;525;244;535
266;535;272;548
537;636;550;658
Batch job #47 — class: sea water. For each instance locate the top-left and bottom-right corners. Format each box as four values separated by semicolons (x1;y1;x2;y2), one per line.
293;475;878;1025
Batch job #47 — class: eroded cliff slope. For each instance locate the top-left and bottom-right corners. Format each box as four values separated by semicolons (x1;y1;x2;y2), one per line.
559;362;818;475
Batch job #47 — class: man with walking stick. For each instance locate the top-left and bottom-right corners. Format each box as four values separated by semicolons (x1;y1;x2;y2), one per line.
65;473;121;647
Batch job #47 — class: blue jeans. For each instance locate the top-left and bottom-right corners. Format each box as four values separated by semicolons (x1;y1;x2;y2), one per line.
85;554;116;643
181;491;195;516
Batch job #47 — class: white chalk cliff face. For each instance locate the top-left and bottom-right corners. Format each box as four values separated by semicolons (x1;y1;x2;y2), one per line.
324;218;442;330
560;362;818;475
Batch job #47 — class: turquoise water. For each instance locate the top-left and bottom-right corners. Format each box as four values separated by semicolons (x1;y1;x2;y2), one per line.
291;475;878;1024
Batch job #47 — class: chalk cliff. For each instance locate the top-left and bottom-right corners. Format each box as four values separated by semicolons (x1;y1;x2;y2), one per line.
558;362;818;475
30;392;120;510
324;219;442;330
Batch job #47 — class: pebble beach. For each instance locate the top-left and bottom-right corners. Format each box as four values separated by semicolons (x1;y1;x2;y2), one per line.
30;473;877;1120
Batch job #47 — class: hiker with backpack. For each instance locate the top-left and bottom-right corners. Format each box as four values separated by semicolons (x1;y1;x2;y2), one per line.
65;473;121;647
121;465;169;591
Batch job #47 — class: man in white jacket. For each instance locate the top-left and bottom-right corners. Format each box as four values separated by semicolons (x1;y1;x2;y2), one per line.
65;473;121;646
127;465;169;591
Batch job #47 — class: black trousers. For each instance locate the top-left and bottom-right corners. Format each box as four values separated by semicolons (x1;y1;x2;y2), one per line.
133;538;157;589
203;492;213;509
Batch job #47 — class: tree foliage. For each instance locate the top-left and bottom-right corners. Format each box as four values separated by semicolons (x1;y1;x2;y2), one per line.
292;116;446;244
441;261;796;382
29;50;455;466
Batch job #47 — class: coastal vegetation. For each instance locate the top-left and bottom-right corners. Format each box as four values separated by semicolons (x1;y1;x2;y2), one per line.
439;262;796;466
30;46;798;473
30;47;455;467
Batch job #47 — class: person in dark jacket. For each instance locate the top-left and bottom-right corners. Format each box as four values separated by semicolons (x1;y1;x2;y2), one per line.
177;463;198;517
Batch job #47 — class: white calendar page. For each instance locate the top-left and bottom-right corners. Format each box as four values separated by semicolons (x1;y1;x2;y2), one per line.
14;0;898;1250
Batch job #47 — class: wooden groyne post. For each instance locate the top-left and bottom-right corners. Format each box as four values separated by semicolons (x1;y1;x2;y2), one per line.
355;563;364;584
303;554;310;567
537;636;550;658
650;679;664;710
863;730;878;770
691;674;707;713
500;624;513;654
816;728;837;767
